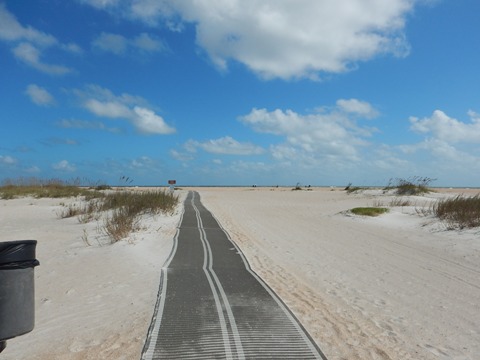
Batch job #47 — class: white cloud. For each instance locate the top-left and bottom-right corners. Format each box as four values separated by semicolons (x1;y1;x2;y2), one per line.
25;84;56;106
336;99;379;119
129;0;174;25
132;106;176;134
75;84;148;106
12;42;71;75
25;166;41;173
56;119;121;133
76;85;176;135
92;32;165;55
392;109;480;177
62;42;84;54
0;4;57;46
84;99;132;118
170;149;194;162
0;155;17;165
81;0;418;79
92;32;128;54
187;136;264;155
52;160;76;172
1;4;80;74
133;33;166;52
79;0;121;9
409;110;480;143
400;138;479;165
239;99;379;162
130;156;154;168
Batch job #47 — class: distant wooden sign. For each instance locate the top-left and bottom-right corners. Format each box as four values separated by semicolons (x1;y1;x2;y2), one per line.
168;180;176;185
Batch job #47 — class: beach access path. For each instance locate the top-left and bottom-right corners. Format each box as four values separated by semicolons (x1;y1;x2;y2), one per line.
141;191;327;359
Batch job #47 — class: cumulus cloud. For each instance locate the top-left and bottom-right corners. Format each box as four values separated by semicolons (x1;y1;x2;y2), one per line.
132;107;175;134
182;0;414;79
409;110;480;143
25;84;56;106
186;136;265;156
80;0;418;79
239;99;379;163
336;99;379;119
75;84;176;135
394;109;480;176
92;32;166;55
84;99;132;118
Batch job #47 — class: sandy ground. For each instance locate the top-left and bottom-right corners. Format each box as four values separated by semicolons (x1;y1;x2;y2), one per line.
1;187;479;359
0;193;185;360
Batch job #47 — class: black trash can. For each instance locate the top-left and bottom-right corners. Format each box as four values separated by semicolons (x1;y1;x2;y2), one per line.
0;240;39;350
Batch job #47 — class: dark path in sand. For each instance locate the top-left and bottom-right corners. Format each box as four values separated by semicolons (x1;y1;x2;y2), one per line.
142;191;327;359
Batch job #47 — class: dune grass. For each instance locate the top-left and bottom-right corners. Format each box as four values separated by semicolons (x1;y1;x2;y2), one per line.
0;177;101;199
384;176;435;195
1;178;179;243
432;194;480;229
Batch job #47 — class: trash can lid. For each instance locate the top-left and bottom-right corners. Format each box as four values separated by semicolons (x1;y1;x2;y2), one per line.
0;240;37;265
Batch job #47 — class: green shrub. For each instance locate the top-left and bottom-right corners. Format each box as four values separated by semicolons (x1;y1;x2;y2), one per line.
351;207;388;216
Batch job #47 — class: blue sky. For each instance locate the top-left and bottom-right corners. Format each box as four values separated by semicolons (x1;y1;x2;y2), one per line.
1;0;479;187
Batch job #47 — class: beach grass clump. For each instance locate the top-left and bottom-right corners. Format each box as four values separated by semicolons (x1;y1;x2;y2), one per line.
351;207;388;216
385;176;435;196
102;207;142;242
100;190;178;243
432;194;480;229
389;197;412;207
344;182;366;194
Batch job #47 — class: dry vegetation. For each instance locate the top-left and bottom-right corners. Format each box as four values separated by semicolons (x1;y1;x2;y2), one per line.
384;176;435;195
0;177;178;243
431;194;480;229
345;177;480;229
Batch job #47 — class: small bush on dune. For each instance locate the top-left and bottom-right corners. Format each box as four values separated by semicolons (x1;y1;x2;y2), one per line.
351;207;388;216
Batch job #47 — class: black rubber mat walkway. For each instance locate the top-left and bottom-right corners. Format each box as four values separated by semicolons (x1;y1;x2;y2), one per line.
142;191;327;359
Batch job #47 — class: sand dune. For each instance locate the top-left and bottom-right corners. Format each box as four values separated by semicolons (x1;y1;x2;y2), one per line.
1;187;479;359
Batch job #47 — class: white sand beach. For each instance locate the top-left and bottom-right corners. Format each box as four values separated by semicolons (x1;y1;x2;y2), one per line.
1;187;479;359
